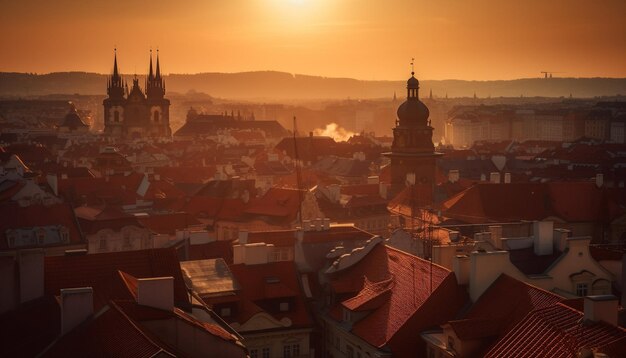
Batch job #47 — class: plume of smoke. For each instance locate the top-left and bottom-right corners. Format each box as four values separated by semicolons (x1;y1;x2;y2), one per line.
313;123;355;142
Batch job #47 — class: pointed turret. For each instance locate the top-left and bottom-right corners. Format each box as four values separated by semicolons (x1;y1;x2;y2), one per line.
107;48;125;100
147;49;165;100
155;49;162;80
148;49;154;80
113;49;120;79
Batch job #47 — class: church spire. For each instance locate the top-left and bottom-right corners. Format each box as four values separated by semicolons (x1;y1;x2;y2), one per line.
107;48;124;99
113;48;119;79
155;49;161;80
148;49;154;80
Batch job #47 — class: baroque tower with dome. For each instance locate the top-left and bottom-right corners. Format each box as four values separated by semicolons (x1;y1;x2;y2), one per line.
384;69;442;204
103;49;171;139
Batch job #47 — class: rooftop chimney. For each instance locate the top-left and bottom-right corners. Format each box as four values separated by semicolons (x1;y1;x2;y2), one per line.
61;287;94;334
137;277;174;311
595;173;604;188
533;221;554;256
367;176;380;185
584;295;618;326
406;173;416;186
0;253;16;313
323;218;331;230
238;229;249;244
448;170;459;183
18;249;44;304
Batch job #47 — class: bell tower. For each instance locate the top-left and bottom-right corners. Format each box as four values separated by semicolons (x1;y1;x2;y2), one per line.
103;48;126;137
384;63;442;204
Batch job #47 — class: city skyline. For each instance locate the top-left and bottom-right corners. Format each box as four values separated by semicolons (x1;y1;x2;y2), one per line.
1;0;626;80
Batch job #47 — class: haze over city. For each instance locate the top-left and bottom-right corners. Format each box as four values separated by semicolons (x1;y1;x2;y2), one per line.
1;1;626;357
2;0;626;80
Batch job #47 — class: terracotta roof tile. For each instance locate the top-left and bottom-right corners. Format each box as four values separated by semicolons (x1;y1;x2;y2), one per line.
327;244;468;356
486;303;626;358
44;248;189;311
41;302;170;358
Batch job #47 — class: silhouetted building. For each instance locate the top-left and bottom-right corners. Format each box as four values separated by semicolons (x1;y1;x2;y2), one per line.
384;71;442;203
103;50;171;139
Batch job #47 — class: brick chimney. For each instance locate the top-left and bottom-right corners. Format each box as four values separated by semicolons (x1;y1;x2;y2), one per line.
448;170;459;183
137;277;174;311
584;295;618;326
533;221;554;256
61;287;94;334
18;249;45;304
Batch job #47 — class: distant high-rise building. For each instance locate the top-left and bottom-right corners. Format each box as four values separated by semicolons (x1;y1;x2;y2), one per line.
103;49;171;139
385;70;442;203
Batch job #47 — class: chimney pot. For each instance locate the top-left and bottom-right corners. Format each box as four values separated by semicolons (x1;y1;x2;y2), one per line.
61;287;93;334
137;277;174;311
584;295;618;326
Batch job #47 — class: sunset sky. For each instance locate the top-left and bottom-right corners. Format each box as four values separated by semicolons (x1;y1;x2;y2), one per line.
1;0;625;80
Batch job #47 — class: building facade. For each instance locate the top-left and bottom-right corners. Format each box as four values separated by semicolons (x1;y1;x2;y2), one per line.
103;50;171;139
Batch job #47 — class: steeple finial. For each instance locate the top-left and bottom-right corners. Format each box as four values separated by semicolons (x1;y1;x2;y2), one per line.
149;48;154;79
155;48;161;80
410;57;415;76
113;47;119;78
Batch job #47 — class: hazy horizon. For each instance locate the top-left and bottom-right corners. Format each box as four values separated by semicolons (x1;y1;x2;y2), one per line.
3;69;626;83
1;0;625;81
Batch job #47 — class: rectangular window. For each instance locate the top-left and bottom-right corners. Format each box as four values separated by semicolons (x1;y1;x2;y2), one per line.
283;345;291;358
99;239;107;250
576;283;588;297
292;344;300;356
250;349;258;358
262;348;270;358
280;302;289;312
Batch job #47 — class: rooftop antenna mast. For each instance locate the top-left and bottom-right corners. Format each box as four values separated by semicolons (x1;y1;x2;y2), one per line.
292;116;304;229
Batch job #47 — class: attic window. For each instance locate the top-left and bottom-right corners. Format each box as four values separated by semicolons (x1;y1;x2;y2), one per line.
279;302;289;312
220;307;231;317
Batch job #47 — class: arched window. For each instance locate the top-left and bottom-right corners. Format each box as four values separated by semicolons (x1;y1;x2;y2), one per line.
114;111;119;122
154;111;159;122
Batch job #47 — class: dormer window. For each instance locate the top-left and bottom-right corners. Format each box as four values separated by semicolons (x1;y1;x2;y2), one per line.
59;226;69;243
36;228;46;244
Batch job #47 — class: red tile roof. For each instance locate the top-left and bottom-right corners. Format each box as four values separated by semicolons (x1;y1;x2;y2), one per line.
387;184;436;216
137;212;201;235
44;248;189;311
442;274;564;353
0;201;83;250
74;205;146;236
440;182;624;224
206;261;313;330
0;296;60;357
41;302;171;358
486;303;626;358
341;277;394;311
245;187;305;223
327;244;468;356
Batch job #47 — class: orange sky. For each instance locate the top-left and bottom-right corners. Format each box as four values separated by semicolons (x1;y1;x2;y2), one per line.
1;0;625;80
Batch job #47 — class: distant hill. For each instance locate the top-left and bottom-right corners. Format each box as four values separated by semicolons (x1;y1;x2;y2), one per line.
1;71;625;100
